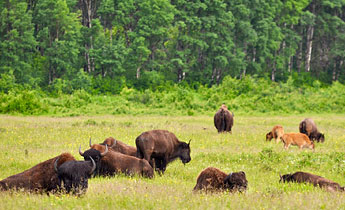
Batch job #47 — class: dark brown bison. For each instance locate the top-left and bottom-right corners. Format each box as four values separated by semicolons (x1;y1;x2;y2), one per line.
135;130;191;174
214;104;234;133
79;143;154;178
299;118;325;142
0;153;75;193
54;157;96;195
281;133;315;150
266;125;284;143
193;167;248;193
100;137;137;157
280;171;344;192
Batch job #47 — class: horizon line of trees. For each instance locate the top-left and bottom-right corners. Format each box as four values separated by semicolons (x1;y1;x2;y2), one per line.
0;0;344;94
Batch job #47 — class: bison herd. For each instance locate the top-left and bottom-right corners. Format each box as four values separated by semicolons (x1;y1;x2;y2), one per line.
0;105;343;196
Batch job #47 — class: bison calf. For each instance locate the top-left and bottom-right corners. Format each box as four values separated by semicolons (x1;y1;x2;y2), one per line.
299;118;325;143
54;157;96;195
214;104;234;133
281;133;314;150
280;171;344;192
193;167;248;193
100;137;137;157
266;125;284;143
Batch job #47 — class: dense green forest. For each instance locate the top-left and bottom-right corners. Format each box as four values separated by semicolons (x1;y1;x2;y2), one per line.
0;0;345;115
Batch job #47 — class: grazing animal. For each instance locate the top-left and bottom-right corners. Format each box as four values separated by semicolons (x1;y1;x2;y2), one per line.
0;153;75;193
193;167;248;193
135;129;191;174
214;104;234;133
54;157;96;195
266;125;284;143
280;171;344;192
299;118;325;143
79;143;154;178
281;133;315;150
100;137;137;157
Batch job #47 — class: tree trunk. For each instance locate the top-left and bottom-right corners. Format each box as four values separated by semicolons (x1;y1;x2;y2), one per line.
332;61;337;81
305;3;315;72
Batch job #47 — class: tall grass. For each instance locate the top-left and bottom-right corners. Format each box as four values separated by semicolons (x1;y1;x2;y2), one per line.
0;115;344;209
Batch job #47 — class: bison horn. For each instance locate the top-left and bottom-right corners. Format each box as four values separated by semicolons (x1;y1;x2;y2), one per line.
101;144;108;156
111;140;117;147
279;172;282;179
89;138;92;147
89;156;96;175
188;139;191;145
54;157;60;173
79;145;84;156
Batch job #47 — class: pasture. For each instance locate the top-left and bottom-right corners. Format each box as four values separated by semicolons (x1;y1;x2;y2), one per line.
0;114;344;209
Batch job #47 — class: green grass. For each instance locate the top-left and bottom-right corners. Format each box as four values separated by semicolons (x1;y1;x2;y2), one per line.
0;115;344;209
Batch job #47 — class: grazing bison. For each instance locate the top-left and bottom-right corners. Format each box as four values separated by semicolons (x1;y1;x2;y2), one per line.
0;153;75;193
135;129;191;174
299;118;325;143
54;157;96;195
79;143;154;178
193;167;248;193
266;125;284;143
214;104;234;133
280;171;344;192
281;133;314;150
100;137;137;157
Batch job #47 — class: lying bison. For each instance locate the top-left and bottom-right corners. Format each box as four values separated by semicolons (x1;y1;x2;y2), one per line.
79;143;154;178
0;153;75;193
54;156;96;195
214;104;234;133
135;130;191;174
266;125;284;143
100;137;137;157
280;171;344;192
281;133;315;150
193;167;248;193
299;118;325;143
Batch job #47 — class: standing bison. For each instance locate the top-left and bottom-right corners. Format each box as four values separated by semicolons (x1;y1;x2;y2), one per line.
299;118;325;142
100;137;137;157
266;125;284;143
54;157;96;195
135;130;191;174
193;167;248;193
214;104;234;133
281;133;315;150
0;153;75;193
280;171;344;192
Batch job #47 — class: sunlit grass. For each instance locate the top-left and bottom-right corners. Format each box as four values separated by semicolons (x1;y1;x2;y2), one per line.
0;115;344;209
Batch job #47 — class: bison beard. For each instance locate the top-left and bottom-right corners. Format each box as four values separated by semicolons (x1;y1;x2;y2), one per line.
193;167;248;193
0;153;75;193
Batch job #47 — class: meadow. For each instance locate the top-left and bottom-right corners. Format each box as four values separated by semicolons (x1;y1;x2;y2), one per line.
0;114;344;209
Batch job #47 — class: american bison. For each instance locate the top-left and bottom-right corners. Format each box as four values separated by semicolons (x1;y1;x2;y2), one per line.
193;167;248;193
280;171;344;192
100;137;137;157
266;125;284;143
281;133;315;150
299;118;325;143
79;143;154;178
0;153;75;193
135;129;191;174
54;156;96;195
214;104;234;133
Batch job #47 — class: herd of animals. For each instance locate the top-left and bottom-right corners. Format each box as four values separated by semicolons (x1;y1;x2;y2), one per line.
0;104;344;196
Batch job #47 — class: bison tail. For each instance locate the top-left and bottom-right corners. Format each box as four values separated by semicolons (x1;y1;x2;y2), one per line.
135;138;144;159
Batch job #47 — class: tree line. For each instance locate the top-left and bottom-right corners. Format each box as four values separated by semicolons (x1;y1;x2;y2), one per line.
0;0;344;94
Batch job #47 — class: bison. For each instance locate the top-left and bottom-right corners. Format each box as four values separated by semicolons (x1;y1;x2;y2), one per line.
299;118;325;143
0;153;75;193
135;129;191;174
266;125;284;143
214;104;234;133
193;167;248;193
100;137;137;157
79;143;154;178
281;133;315;150
54;156;96;195
280;171;344;192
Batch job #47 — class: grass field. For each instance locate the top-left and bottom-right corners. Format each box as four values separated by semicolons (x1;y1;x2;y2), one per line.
0;114;344;209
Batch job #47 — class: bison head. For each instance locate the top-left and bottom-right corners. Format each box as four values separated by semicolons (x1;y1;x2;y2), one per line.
317;133;325;143
279;173;293;183
223;171;248;193
266;132;273;141
179;140;191;164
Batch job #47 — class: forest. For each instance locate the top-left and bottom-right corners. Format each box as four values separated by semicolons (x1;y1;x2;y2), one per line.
0;0;345;115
